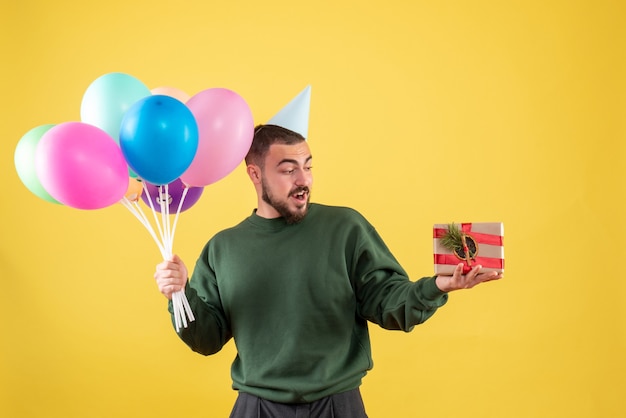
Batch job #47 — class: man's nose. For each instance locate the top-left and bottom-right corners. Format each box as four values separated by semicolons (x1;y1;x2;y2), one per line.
295;169;311;186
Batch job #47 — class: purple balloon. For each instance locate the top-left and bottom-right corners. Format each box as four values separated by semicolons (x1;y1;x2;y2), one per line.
141;178;203;213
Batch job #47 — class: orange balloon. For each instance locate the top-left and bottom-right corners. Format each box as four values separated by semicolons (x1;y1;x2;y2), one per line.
124;178;143;202
150;86;190;103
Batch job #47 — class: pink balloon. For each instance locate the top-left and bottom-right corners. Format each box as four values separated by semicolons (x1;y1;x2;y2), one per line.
35;122;129;210
180;88;254;187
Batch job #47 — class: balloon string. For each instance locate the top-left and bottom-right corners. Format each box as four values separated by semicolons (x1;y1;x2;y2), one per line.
156;185;178;329
175;292;188;329
132;200;153;232
132;200;167;258
172;292;181;331
159;185;171;258
164;184;171;256
168;186;194;329
120;197;166;257
173;187;195;323
124;184;195;332
170;186;189;252
143;182;167;254
181;287;195;322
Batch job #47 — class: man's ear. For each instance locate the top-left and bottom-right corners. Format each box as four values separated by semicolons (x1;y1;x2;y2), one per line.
247;164;261;184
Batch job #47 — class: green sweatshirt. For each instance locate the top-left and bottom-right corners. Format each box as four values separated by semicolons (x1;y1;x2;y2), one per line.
172;203;448;403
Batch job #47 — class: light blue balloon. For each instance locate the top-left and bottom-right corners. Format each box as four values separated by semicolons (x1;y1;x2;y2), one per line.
119;95;199;185
80;72;151;143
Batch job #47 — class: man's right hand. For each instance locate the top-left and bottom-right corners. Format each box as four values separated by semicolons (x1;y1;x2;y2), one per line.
154;254;188;300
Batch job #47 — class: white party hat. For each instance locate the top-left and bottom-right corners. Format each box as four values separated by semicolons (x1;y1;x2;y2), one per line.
267;85;311;139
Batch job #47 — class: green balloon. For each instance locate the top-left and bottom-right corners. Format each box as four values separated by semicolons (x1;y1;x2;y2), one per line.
14;124;61;204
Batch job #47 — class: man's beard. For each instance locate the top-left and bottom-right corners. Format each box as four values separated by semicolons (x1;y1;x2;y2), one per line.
261;179;310;225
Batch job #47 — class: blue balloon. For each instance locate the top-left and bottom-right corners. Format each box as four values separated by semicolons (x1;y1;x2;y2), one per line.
119;95;199;185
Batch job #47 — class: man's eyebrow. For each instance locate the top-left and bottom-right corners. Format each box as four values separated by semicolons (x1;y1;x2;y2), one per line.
276;155;313;167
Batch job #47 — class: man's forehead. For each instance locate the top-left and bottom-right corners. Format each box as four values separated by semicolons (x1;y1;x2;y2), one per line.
267;142;312;162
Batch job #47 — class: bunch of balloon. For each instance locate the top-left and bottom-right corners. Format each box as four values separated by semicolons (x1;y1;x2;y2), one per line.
13;72;255;331
80;73;194;329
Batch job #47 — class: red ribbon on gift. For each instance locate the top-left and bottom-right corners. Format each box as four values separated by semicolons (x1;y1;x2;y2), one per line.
433;223;503;246
434;254;504;271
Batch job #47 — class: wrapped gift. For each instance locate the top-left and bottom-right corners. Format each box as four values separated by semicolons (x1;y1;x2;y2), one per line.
433;222;504;275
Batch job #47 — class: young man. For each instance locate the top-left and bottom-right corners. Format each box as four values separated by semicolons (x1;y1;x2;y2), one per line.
154;124;502;418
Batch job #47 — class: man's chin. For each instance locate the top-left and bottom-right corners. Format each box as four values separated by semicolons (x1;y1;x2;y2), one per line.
284;205;309;224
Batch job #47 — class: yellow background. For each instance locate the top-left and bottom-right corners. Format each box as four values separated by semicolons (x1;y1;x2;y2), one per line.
2;0;625;417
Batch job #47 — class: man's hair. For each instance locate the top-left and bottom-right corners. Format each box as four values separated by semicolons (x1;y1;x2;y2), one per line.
245;124;305;168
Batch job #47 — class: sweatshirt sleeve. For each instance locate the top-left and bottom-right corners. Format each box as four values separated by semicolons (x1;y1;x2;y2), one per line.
352;226;449;332
169;245;232;355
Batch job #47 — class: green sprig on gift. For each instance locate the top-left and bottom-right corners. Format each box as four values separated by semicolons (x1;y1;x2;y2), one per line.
441;223;478;263
440;223;463;250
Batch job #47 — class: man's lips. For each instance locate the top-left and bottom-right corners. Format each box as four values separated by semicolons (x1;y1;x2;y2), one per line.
290;188;309;201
